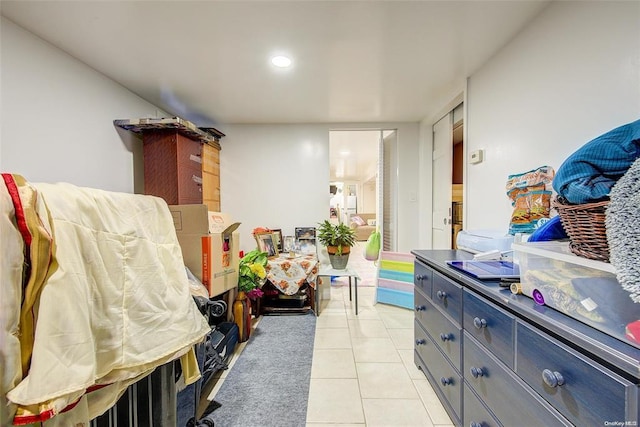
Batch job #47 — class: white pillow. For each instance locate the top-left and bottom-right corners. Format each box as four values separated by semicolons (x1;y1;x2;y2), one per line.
351;215;365;226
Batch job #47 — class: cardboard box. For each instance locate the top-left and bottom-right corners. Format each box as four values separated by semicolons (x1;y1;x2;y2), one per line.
169;204;240;297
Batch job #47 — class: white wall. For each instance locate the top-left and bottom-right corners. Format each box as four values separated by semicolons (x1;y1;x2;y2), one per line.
464;1;640;231
0;17;421;254
8;2;636;255
0;17;166;193
220;122;419;254
219;124;329;253
361;180;376;213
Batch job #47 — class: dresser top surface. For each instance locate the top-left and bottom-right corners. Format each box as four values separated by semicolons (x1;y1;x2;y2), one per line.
412;249;640;379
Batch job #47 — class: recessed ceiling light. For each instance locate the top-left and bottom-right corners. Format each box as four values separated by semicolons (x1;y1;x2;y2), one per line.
271;55;292;68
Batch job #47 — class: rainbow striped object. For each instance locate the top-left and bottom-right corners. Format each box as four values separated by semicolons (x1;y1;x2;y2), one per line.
376;251;415;309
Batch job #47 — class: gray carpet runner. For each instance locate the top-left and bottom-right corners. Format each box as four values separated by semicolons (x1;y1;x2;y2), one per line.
208;312;316;426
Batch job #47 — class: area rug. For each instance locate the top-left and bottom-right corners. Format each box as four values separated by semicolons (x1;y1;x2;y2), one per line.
206;312;316;426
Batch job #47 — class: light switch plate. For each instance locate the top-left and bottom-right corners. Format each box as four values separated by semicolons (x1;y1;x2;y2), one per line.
470;149;484;164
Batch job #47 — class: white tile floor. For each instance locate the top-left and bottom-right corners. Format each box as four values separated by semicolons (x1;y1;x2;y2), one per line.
208;242;454;426
305;285;454;427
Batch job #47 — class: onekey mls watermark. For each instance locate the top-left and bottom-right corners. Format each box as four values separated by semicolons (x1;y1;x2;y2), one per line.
604;422;637;426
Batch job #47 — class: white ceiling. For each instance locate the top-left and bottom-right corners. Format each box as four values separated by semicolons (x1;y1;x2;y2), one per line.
1;1;549;182
330;130;381;183
1;0;549;126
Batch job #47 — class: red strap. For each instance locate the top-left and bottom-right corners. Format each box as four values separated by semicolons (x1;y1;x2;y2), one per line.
2;174;32;246
12;408;55;425
12;383;113;424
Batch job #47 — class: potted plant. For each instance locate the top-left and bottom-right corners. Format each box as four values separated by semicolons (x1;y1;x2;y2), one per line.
316;220;356;269
235;249;268;341
238;249;268;299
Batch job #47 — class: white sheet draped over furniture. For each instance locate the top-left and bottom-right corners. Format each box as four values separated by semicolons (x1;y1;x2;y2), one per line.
265;254;319;295
1;175;210;425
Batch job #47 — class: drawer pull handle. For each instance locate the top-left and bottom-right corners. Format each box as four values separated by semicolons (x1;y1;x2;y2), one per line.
473;317;487;329
470;423;483;427
436;290;447;300
415;339;427;346
415;274;425;281
440;376;452;386
415;305;426;312
542;369;565;388
470;366;485;378
440;333;452;342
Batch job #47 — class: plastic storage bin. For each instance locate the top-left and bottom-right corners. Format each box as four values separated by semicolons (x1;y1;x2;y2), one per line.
513;241;639;349
456;229;514;254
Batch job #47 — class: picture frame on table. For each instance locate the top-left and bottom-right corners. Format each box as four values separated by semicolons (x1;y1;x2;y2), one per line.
271;229;283;252
298;239;317;255
295;227;316;240
256;232;279;257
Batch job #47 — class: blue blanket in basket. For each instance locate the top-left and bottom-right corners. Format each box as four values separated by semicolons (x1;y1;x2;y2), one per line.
553;119;640;204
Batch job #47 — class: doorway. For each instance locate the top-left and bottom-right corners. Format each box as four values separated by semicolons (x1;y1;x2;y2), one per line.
432;103;464;249
329;129;397;251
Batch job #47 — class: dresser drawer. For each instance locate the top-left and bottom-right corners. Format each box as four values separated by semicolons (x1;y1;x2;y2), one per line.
432;271;462;325
175;162;203;204
176;134;203;167
419;297;461;369
463;383;500;427
464;332;571;426
202;170;220;201
415;320;462;422
414;261;433;297
516;321;637;425
463;289;515;369
201;143;220;174
415;290;461;369
414;286;430;328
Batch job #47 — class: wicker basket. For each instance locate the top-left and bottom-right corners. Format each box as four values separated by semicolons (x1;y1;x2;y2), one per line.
552;197;610;262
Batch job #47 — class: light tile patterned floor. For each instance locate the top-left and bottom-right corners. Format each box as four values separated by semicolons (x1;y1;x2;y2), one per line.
306;285;454;427
210;243;454;426
306;242;454;427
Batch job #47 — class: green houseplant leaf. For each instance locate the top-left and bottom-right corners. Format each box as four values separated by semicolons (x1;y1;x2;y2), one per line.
238;249;268;293
317;220;356;255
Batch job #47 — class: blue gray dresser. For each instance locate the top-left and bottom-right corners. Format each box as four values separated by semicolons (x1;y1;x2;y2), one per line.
412;249;640;426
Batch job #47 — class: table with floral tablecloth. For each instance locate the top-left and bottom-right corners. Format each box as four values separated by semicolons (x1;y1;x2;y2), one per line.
264;253;319;295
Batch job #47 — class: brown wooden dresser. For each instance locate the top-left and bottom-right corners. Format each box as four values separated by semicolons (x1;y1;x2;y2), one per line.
114;117;224;210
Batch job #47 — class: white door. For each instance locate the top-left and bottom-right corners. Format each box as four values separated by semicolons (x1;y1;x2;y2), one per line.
381;130;397;251
432;114;453;249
